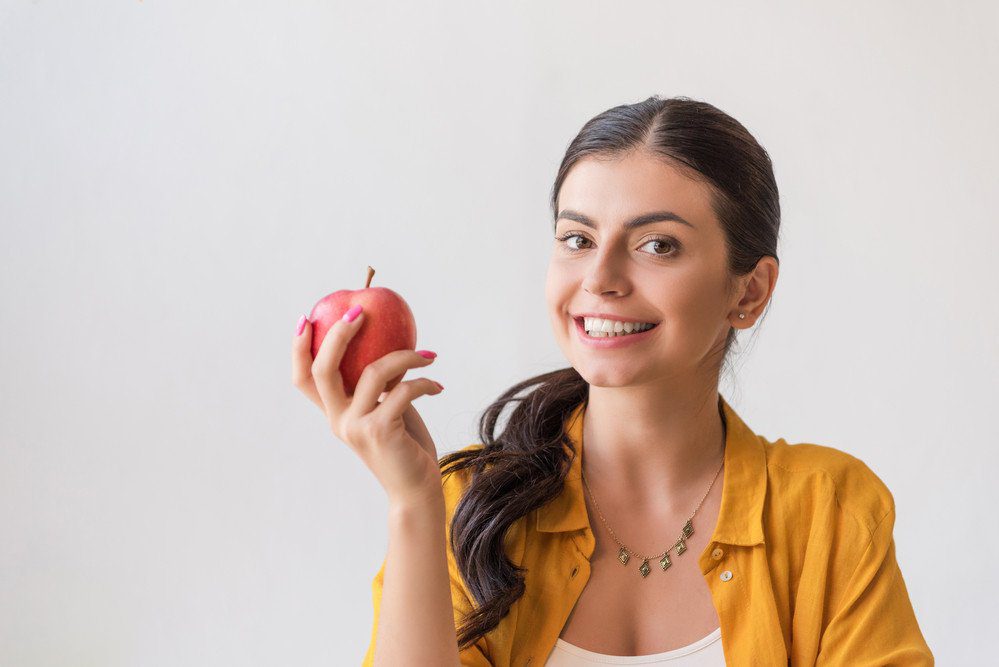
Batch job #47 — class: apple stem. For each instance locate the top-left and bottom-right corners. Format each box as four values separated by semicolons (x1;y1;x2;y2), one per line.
365;266;375;289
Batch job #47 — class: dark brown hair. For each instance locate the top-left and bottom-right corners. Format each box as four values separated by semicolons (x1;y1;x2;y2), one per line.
437;95;781;651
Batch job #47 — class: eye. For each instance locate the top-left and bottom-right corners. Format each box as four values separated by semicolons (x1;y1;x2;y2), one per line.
555;232;592;251
639;237;679;257
554;232;680;258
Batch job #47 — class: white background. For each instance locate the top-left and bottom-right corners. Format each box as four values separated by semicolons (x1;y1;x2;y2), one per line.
2;1;994;664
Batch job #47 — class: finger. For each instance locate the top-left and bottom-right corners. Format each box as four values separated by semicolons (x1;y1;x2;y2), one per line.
350;349;436;417
376;377;444;436
291;316;323;410
401;401;439;459
312;306;365;420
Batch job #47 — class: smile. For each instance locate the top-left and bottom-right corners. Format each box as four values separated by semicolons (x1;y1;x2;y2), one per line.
573;316;659;348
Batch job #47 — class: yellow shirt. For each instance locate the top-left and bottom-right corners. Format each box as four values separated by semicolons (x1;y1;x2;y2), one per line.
363;395;934;665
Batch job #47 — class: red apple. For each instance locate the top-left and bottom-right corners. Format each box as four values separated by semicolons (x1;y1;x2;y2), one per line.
308;266;418;396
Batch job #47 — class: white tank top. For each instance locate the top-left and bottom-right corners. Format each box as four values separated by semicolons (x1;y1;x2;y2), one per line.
544;627;724;665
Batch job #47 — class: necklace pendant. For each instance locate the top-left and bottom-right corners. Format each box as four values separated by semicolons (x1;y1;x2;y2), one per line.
659;553;672;571
639;558;651;577
674;536;687;555
682;518;694;539
617;547;630;566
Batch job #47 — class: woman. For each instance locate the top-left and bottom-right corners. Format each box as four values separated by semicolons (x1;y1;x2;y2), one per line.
292;96;934;665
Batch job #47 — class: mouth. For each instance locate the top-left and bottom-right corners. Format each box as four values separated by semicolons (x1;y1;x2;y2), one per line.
572;316;660;339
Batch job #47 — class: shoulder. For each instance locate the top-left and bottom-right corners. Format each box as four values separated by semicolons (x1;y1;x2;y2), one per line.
439;443;486;512
763;437;895;537
438;443;529;564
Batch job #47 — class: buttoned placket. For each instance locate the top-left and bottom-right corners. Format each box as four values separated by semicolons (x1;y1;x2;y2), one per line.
709;545;735;582
524;535;591;666
696;540;732;665
700;540;788;665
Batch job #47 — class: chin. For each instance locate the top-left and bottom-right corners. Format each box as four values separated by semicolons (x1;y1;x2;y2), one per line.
572;361;645;387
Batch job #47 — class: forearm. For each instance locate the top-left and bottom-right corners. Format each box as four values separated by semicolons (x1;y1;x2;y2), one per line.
373;498;461;667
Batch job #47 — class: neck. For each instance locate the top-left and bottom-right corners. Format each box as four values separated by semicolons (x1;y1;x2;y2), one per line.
580;381;726;513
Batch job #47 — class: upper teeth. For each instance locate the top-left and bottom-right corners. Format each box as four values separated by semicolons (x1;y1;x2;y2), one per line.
583;317;656;334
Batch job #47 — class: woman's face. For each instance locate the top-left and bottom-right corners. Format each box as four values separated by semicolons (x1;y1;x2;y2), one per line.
545;150;739;388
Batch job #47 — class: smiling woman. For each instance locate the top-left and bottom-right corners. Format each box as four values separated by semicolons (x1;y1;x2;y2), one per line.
362;95;934;666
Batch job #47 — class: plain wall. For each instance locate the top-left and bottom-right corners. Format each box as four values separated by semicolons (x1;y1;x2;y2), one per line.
2;1;995;664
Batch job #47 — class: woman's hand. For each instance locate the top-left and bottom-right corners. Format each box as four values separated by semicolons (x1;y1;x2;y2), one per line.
291;306;446;508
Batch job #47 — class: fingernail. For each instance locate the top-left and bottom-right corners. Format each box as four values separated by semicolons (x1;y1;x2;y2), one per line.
416;350;437;359
432;381;444;391
296;315;307;336
343;305;363;323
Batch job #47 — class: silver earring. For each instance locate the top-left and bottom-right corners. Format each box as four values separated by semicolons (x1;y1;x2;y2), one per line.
738;313;746;319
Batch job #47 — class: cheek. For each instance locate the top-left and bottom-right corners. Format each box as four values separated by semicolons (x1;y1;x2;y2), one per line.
653;266;721;320
544;264;571;313
544;275;581;352
544;261;557;303
544;277;564;331
667;275;728;337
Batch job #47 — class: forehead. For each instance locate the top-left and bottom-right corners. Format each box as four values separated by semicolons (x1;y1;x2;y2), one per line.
557;151;716;229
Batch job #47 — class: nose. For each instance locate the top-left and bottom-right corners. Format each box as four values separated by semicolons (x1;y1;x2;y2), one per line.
581;251;630;297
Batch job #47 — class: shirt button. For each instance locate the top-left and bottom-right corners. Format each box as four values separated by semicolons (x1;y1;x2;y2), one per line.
711;547;724;560
720;570;733;582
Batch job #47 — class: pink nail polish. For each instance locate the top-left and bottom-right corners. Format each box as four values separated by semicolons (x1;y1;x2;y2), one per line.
417;350;437;359
296;315;307;336
343;305;363;323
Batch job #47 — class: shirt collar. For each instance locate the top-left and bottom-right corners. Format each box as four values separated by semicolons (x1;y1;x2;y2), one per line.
534;394;767;548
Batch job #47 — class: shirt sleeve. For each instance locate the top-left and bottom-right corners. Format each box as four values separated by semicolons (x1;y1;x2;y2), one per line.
816;505;934;666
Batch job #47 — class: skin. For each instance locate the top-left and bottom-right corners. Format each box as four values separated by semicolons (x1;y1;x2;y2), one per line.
545;148;779;520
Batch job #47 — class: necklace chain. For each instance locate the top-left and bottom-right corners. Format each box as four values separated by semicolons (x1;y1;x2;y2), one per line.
578;419;726;577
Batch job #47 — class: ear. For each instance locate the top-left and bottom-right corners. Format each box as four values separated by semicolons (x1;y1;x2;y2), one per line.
730;257;779;327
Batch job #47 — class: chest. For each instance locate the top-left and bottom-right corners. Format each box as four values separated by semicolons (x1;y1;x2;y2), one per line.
558;557;719;656
557;497;723;655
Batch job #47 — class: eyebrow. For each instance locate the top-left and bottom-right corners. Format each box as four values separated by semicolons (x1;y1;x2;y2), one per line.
555;209;695;230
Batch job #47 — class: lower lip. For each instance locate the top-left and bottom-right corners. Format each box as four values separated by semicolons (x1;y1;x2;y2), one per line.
573;317;659;349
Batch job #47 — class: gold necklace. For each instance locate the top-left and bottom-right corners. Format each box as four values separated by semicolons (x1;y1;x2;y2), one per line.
579;425;726;578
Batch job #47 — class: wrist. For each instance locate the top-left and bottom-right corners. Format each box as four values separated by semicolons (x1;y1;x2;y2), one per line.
388;488;446;518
